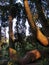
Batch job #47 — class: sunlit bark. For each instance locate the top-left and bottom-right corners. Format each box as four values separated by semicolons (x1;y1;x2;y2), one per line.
24;0;48;46
24;0;36;29
19;49;41;65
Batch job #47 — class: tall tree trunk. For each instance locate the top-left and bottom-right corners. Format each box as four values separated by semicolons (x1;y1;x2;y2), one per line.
9;16;15;49
24;0;48;46
9;16;17;60
24;1;36;29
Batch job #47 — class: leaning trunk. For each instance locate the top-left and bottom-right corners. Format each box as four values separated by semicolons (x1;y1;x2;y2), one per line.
24;0;48;46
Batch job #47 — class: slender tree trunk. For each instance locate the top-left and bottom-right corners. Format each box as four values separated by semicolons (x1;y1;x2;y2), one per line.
24;1;36;29
9;16;17;60
9;16;15;49
9;16;13;40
